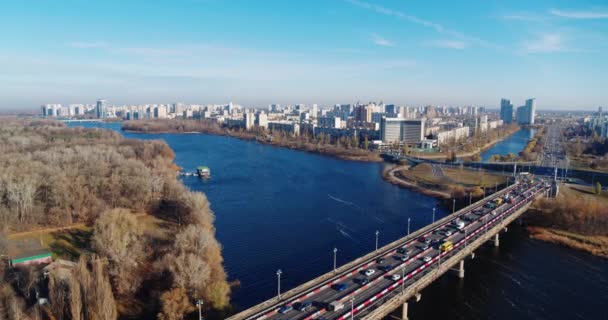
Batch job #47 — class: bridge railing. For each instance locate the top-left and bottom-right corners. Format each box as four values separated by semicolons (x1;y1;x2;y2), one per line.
359;188;544;320
228;182;520;320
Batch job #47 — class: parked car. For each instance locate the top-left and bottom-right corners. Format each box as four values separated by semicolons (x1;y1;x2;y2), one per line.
376;257;386;264
359;278;370;285
364;269;375;277
391;274;401;281
422;256;432;262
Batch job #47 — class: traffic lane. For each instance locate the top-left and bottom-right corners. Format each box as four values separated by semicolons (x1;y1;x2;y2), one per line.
330;186;542;319
256;185;524;319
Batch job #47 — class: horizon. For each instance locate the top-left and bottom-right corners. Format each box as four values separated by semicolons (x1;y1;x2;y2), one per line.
1;0;607;110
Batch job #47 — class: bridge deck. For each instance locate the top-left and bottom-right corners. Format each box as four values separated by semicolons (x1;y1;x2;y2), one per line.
228;178;547;320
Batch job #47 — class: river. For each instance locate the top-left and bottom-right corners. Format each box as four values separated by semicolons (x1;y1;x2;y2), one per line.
480;128;537;162
68;122;607;320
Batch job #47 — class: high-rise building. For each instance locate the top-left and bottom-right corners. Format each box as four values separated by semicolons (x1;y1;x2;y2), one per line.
516;98;536;125
500;98;513;124
380;117;425;144
96;99;107;119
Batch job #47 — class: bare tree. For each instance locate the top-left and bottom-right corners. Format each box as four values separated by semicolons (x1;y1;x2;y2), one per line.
93;209;144;296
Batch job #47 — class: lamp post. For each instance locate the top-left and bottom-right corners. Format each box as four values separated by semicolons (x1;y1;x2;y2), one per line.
375;230;380;251
401;265;406;293
350;296;355;320
196;299;204;320
469;192;472;206
333;248;338;272
407;218;411;236
452;199;456;214
432;208;436;224
276;269;282;300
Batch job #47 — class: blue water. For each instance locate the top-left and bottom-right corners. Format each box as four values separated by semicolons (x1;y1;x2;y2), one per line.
69;122;608;319
480;129;537;162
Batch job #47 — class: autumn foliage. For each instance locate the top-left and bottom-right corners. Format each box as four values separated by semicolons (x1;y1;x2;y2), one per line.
0;120;230;319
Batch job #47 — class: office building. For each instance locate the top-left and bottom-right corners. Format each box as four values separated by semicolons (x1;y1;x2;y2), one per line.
500;99;513;124
96;99;107;119
516;98;536;125
380;117;425;144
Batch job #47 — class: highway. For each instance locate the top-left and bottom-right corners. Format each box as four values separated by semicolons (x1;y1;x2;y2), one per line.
540;123;569;168
230;178;548;320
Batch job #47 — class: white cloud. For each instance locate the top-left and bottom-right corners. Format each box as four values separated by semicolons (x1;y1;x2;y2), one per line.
370;33;395;47
429;40;466;50
522;33;578;53
550;9;608;19
69;41;107;49
346;0;501;50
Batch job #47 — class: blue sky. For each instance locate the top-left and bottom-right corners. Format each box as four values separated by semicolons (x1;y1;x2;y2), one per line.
1;0;607;110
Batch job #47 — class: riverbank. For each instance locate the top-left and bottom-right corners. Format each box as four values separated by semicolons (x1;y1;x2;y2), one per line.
383;163;507;201
415;124;520;161
122;119;382;162
526;183;608;259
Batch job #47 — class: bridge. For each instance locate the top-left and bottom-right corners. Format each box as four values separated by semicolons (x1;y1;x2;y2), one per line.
228;177;550;320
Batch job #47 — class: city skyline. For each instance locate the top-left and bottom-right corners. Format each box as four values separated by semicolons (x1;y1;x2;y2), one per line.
2;0;607;110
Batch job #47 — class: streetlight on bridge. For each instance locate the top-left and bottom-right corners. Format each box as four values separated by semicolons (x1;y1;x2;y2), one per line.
333;247;338;272
432;208;436;224
407;218;411;236
276;269;282;300
196;299;204;320
375;230;380;251
350;296;356;320
452;199;456;214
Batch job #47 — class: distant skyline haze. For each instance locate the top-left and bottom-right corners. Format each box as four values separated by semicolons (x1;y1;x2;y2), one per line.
1;0;607;110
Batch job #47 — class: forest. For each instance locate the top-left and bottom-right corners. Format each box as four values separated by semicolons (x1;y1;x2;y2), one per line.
122;119;382;162
0;119;230;319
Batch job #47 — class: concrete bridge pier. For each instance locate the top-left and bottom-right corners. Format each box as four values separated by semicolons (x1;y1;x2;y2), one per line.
457;260;465;278
494;234;500;247
450;260;465;278
401;302;408;320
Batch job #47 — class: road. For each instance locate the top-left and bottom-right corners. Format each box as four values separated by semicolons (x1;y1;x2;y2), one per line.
234;178;547;320
539;123;569;168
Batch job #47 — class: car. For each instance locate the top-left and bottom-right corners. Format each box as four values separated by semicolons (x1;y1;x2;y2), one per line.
444;230;453;236
359;278;370;285
399;255;409;262
279;305;293;314
364;269;375;277
397;247;407;254
422;256;432;263
376;257;386;264
383;265;394;271
296;302;312;312
419;236;431;244
391;274;401;281
332;283;348;291
420;244;430;250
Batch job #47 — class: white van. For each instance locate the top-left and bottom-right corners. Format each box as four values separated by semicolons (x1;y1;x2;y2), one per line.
329;300;345;311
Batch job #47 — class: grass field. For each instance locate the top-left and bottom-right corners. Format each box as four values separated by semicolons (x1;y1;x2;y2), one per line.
403;163;507;188
8;214;173;261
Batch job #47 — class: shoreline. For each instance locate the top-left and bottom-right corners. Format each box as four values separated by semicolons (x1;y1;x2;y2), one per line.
527;226;608;259
382;165;452;199
123;128;383;162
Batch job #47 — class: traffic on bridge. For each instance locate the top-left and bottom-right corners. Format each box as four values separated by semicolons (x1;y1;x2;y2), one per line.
230;177;548;320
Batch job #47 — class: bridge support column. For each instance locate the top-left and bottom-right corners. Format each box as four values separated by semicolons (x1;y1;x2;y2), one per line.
401;302;409;320
494;234;500;247
458;260;465;278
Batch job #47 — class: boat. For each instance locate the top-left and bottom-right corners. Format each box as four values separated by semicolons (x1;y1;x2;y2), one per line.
196;166;210;178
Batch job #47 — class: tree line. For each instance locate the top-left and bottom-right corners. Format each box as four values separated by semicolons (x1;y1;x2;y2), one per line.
0;119;230;319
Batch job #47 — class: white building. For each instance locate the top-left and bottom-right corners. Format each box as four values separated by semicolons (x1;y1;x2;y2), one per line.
380;117;425;144
436;126;470;145
317;116;342;129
